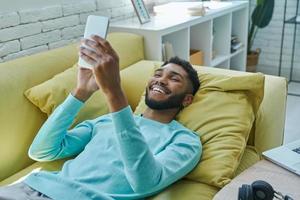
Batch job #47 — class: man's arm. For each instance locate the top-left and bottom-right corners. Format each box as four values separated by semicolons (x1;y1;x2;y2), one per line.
29;51;102;161
79;35;128;113
28;94;93;162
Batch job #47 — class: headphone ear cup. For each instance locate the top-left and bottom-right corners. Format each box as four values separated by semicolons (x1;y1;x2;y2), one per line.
251;180;274;200
239;184;253;200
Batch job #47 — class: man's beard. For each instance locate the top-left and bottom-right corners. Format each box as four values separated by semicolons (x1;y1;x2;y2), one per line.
145;89;186;110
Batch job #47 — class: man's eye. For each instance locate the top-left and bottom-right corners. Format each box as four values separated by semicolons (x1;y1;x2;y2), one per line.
154;73;161;77
171;77;180;81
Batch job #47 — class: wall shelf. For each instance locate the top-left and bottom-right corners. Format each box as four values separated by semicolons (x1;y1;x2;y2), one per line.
211;55;229;67
230;47;244;58
110;1;248;71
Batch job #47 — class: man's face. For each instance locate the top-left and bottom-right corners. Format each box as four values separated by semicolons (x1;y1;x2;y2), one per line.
145;63;193;110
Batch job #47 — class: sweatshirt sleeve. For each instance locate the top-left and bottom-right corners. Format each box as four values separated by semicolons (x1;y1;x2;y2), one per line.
28;94;94;162
111;106;202;194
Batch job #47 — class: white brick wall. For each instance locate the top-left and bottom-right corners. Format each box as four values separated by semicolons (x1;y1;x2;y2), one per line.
0;0;143;62
2;45;48;61
0;12;20;29
0;23;42;42
0;40;20;57
63;1;96;16
79;10;111;24
61;25;85;40
96;0;127;9
20;30;61;49
42;15;80;32
48;39;77;50
19;5;63;23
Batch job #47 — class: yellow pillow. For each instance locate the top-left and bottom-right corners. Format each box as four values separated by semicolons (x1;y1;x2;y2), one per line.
24;64;109;126
134;66;265;188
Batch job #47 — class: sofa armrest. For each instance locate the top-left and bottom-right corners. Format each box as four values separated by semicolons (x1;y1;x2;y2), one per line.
254;75;287;153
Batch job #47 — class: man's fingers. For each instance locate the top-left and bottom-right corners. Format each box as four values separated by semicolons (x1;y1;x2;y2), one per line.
91;35;115;54
83;37;119;66
80;46;103;62
82;39;104;55
79;50;97;66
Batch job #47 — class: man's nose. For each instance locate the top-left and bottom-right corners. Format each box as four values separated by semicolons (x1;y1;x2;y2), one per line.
156;75;168;85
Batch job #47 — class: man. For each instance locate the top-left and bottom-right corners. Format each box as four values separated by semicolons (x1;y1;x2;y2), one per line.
0;35;201;200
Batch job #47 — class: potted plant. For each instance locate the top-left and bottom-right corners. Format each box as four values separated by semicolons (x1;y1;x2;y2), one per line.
247;0;274;72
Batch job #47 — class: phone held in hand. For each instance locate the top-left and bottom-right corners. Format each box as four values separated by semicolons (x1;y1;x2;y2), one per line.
78;15;110;69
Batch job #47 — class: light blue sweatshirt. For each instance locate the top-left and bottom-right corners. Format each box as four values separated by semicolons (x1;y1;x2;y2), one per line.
25;94;202;200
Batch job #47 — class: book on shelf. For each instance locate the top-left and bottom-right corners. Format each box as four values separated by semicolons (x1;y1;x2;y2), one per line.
231;35;243;53
231;43;243;52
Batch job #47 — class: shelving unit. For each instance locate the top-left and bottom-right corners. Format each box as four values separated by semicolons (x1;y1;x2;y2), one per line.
278;0;300;96
211;14;231;68
110;1;248;71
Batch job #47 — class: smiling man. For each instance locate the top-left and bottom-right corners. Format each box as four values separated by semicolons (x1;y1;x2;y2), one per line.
0;36;201;200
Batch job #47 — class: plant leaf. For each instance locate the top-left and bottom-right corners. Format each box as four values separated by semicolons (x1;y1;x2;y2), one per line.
251;0;274;28
257;0;264;6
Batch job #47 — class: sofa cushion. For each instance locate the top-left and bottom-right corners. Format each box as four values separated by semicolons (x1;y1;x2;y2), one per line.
0;159;66;186
107;32;145;70
134;63;265;188
234;146;260;176
24;64;109;127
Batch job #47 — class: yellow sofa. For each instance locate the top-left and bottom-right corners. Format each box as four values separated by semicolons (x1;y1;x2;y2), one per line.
0;32;287;199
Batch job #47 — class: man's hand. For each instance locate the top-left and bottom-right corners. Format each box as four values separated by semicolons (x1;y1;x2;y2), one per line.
79;35;128;112
72;67;99;102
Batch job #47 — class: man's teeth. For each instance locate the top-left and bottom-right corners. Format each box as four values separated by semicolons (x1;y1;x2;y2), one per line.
153;87;165;94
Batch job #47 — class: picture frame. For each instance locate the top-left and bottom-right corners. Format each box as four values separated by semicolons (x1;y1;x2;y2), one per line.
131;0;151;24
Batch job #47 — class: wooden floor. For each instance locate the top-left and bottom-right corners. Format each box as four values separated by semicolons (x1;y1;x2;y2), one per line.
284;82;300;144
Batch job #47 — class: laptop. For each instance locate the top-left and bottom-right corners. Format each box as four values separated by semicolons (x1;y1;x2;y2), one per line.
262;139;300;176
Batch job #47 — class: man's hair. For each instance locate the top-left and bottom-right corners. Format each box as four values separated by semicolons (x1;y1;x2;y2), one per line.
162;56;200;95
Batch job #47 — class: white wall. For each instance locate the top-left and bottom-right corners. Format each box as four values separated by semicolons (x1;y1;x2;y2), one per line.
0;0;135;62
250;0;300;80
1;0;83;12
225;0;300;79
1;0;59;12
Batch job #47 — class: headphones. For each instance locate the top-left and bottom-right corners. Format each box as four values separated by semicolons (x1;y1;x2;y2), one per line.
238;180;294;200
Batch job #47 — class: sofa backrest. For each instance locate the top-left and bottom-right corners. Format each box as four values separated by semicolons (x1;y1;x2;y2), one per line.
0;32;144;181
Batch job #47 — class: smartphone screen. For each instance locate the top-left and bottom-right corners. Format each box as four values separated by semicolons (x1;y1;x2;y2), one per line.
78;15;110;69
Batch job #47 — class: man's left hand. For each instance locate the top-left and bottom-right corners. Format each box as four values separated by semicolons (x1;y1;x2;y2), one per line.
79;35;128;112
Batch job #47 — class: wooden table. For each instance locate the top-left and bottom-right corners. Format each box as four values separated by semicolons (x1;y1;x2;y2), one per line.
213;159;300;200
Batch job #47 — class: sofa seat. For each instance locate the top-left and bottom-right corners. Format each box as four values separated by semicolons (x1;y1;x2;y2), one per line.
0;146;259;199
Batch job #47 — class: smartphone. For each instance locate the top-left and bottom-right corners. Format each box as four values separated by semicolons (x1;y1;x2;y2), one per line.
78;15;110;69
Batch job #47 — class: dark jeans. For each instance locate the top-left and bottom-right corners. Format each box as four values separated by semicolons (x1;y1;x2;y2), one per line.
0;182;52;200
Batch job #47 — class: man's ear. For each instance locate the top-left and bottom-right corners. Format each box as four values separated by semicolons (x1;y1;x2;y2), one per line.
182;94;194;107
